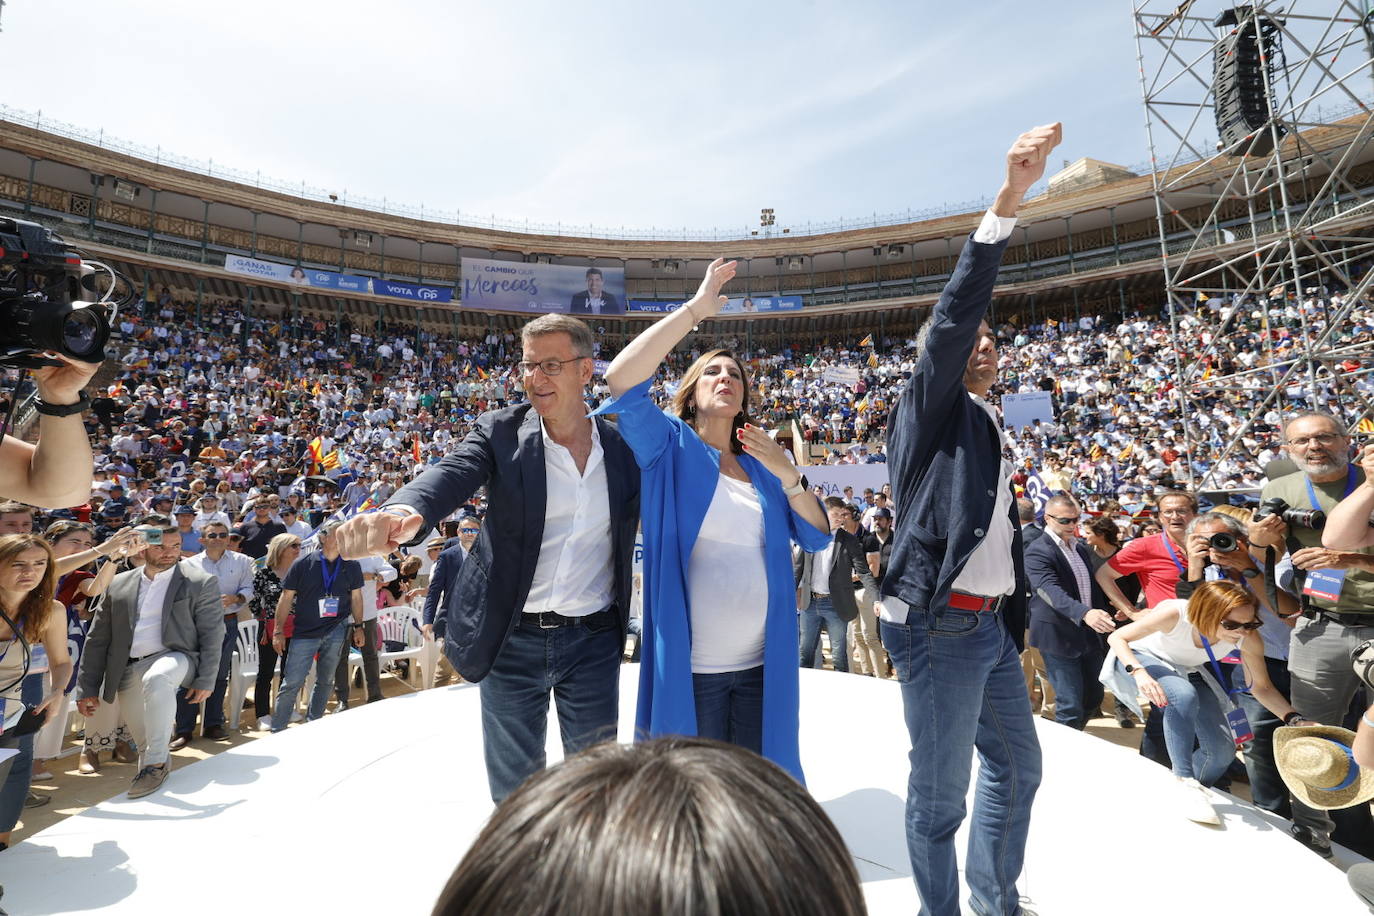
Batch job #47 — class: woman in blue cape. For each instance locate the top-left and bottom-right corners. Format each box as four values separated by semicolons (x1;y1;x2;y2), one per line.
594;258;831;783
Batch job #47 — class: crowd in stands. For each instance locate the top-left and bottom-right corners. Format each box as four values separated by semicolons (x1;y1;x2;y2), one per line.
4;283;1374;903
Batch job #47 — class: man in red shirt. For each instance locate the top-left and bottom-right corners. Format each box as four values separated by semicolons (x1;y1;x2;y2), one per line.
1095;490;1196;612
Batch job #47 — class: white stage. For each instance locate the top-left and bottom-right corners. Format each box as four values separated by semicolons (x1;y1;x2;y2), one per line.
5;667;1367;915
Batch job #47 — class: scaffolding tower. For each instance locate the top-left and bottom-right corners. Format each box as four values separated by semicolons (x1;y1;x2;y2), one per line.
1133;1;1374;490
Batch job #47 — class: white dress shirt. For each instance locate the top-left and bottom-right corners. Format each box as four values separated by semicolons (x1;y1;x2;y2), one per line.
130;565;177;657
810;540;837;596
520;419;614;618
192;549;256;608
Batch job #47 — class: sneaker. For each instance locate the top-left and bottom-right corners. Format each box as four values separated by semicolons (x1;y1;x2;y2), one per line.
256;715;273;731
1178;777;1220;825
1290;824;1334;859
128;763;169;799
290;709;304;723
23;791;50;809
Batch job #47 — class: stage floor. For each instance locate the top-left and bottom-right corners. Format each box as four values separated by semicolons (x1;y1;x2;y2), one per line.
5;666;1367;915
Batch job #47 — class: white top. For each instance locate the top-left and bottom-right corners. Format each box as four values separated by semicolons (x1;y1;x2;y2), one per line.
1133;598;1241;670
192;510;231;533
950;394;1016;598
130;566;177;658
358;555;398;621
284;520;313;540
520;419;614;618
811;538;837;595
688;474;768;674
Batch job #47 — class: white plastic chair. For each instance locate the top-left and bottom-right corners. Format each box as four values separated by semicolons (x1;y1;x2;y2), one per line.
225;619;260;732
415;606;440;689
376;606;424;687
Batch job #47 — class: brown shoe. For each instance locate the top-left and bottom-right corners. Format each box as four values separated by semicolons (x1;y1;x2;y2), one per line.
79;748;102;775
113;739;138;764
168;733;192;752
128;763;169;799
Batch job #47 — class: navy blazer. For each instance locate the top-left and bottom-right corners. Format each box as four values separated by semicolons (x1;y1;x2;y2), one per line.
422;543;468;636
1024;534;1108;659
881;233;1028;650
384;404;640;682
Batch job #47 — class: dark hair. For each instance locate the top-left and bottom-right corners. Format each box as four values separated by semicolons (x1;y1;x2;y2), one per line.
585;267;603;279
137;513;174;530
0;501;34;519
671;349;753;456
1084;515;1122;547
823;495;848;510
433;738;866;916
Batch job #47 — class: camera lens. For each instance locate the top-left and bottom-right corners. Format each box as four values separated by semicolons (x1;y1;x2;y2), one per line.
62;308;101;358
1208;532;1237;552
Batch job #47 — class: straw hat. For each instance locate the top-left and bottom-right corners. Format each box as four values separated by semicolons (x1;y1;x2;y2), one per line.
1275;725;1374;811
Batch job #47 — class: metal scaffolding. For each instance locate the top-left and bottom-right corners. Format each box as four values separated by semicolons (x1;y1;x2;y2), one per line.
1133;1;1374;489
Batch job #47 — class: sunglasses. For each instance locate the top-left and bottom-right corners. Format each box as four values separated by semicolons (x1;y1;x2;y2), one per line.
1220;618;1263;631
459;528;480;534
203;532;228;539
1046;514;1080;525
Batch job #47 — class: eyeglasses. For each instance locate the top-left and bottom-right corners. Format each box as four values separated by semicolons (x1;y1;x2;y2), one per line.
1286;432;1345;448
516;357;587;377
203;532;228;539
1046;514;1080;524
1220;618;1263;631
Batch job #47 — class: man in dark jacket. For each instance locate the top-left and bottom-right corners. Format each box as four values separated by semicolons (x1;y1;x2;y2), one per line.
794;498;878;671
333;314;639;802
876;123;1060;916
1024;494;1114;730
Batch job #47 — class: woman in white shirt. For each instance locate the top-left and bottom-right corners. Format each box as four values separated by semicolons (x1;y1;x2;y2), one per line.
1108;580;1308;824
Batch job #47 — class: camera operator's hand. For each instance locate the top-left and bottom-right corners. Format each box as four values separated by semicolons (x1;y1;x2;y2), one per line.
1291;546;1356;571
1083;608;1116;634
100;526;143;560
1247;513;1287;548
1186;532;1212;569
1360;445;1374;491
31;353;100;405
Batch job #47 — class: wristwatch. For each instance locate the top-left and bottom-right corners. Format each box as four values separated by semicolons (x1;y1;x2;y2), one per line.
1124;663;1144;675
782;476;805;498
34;393;91;417
1283;711;1305;726
1240;567;1260;580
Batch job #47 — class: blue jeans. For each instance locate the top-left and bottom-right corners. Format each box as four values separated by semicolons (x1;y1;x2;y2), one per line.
0;674;44;833
1039;647;1104;731
271;623;350;732
799;596;849;673
479;616;621;803
1237;655;1291;816
881;608;1041;916
693;665;764;754
1136;652;1234;786
174;614;237;734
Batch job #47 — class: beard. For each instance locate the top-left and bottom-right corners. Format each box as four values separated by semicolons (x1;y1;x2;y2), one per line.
1292;450;1344;476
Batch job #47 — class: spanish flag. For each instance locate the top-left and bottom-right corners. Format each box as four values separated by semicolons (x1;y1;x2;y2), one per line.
475;365;488;381
312;380;322;396
859;334;873;348
307;437;325;468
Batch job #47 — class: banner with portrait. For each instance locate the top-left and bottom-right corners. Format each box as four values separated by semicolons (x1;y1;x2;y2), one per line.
460;258;626;314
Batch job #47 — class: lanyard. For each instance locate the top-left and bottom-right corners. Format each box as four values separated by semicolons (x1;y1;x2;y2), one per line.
1200;635;1249;701
1160;532;1187;575
1304;465;1358;511
320;556;341;594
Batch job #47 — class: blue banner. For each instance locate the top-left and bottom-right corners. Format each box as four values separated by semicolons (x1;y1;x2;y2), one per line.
373;278;454;304
224;254;374;294
460;258;626;314
628;295;803;314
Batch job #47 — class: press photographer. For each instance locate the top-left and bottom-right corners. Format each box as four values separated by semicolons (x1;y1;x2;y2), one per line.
1250;410;1374;856
0;218;116;509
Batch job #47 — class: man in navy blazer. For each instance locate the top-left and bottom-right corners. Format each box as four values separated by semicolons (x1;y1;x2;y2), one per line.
335;314;640;802
875;123;1060;916
1025;493;1116;731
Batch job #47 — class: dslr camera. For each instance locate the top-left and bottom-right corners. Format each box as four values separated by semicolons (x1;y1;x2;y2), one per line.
1208;531;1240;552
0;217;117;370
1253;497;1326;530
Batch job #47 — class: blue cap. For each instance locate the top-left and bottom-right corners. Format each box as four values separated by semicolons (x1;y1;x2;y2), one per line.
173;505;195;515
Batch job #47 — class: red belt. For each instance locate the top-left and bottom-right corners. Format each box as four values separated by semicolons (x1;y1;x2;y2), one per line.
947;591;1003;613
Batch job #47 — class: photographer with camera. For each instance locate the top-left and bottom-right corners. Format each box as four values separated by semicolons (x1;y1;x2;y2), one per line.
1249;410;1374;857
1176;508;1299;817
0;353;99;511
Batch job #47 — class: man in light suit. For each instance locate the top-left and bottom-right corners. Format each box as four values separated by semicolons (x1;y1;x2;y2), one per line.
1024;494;1115;730
75;514;224;798
568;267;621;315
334;314;640;802
795;497;877;672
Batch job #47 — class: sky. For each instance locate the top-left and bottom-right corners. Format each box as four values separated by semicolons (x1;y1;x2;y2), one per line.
2;0;1151;235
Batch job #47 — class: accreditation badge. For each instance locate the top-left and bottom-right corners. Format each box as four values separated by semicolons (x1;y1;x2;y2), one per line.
319;596;341;618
